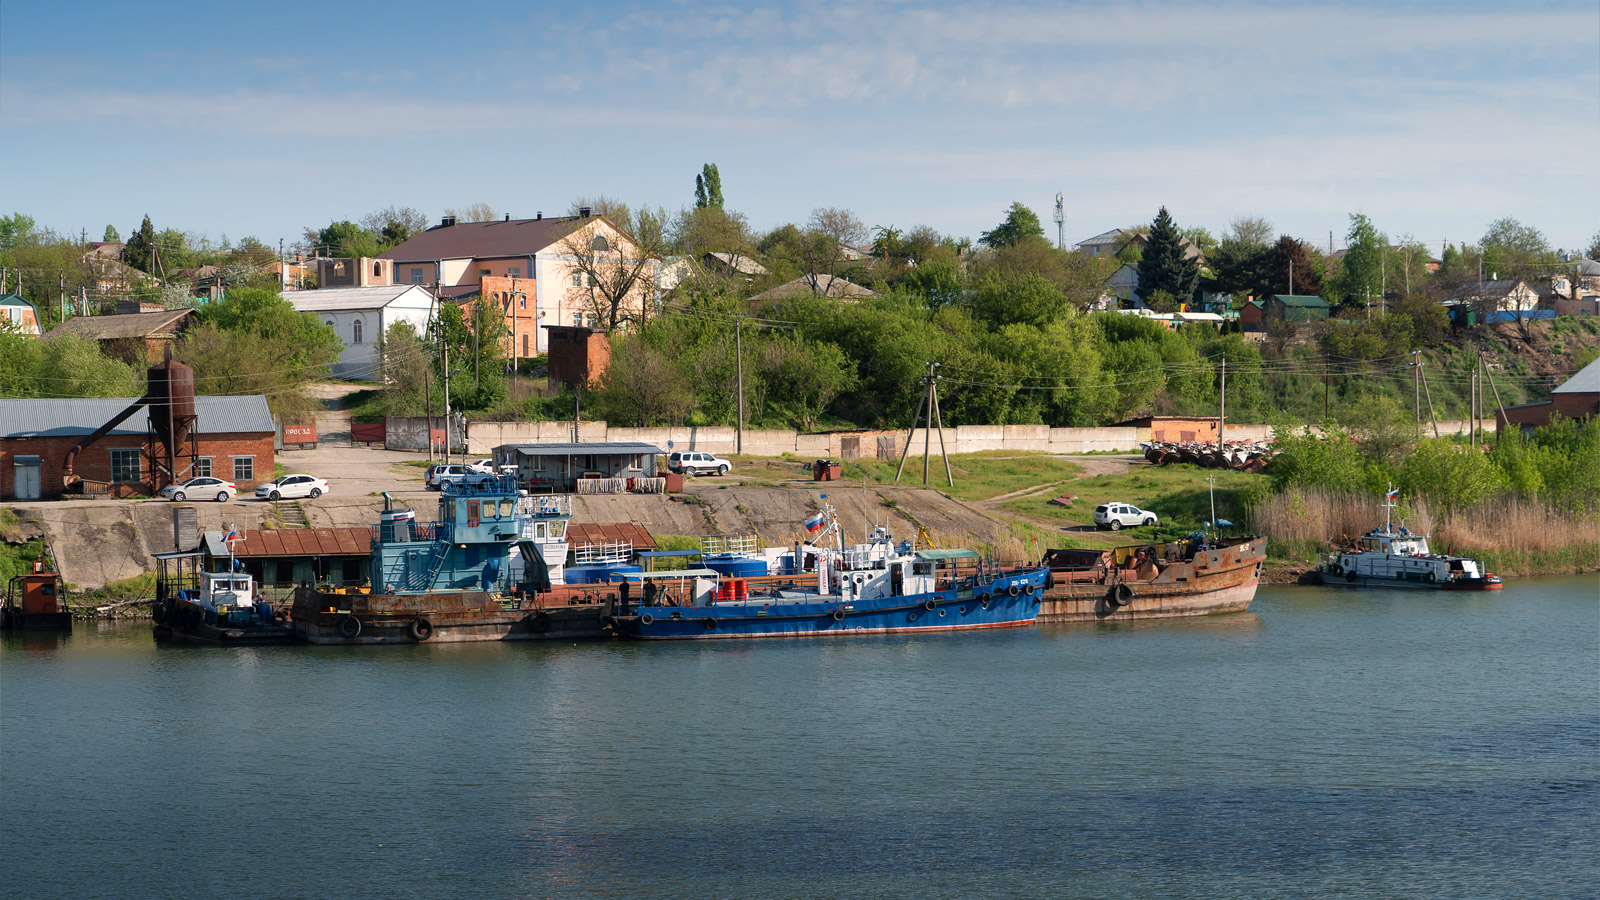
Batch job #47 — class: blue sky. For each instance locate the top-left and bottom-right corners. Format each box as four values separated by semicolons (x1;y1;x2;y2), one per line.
2;0;1596;254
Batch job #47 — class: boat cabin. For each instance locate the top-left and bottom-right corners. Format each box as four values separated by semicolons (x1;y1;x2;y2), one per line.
1359;529;1431;556
197;571;256;609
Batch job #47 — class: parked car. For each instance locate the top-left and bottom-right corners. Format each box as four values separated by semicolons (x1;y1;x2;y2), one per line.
159;477;236;503
1093;502;1158;531
668;450;731;476
255;474;330;501
469;459;518;476
426;464;473;489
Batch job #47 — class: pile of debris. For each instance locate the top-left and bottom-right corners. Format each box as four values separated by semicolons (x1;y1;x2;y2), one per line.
1142;440;1275;472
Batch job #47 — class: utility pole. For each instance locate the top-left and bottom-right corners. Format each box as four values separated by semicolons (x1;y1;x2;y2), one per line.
473;300;481;391
1218;355;1226;450
1412;350;1422;428
441;322;452;458
1419;355;1440;438
1288;258;1295;295
1053;192;1065;251
735;316;744;456
424;363;433;462
1484;355;1507;437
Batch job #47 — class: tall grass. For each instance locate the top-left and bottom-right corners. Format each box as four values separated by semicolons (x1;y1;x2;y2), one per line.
1250;488;1599;575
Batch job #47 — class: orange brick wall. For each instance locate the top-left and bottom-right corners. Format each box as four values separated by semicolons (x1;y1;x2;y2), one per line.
480;275;539;359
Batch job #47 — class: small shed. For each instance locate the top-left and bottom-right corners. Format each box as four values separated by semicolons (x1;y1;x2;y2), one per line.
47;309;195;364
0;294;42;336
543;325;612;387
493;442;664;493
203;527;373;601
1113;416;1221;443
1263;295;1330;323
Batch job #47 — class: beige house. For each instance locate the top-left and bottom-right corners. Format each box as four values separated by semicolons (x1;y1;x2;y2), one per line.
378;210;654;354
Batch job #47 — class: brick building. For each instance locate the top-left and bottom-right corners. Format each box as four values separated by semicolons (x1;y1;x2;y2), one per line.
543;324;612;387
1496;357;1600;433
1;395;275;500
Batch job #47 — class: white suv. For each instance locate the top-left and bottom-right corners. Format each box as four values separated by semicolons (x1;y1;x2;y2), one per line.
668;451;731;476
1094;502;1158;531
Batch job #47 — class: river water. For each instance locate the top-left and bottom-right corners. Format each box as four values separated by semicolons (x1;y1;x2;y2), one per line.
3;576;1596;899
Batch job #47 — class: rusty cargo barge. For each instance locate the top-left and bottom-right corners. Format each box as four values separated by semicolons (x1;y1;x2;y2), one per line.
1037;535;1266;622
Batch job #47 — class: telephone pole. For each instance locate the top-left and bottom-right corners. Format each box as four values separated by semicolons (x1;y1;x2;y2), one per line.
1218;355;1226;450
735;316;744;456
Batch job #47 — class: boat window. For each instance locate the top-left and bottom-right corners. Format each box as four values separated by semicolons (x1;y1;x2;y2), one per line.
499;499;515;517
549;521;566;539
534;522;547;539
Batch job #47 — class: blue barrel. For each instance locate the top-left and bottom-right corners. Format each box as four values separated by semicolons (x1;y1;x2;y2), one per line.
703;556;768;577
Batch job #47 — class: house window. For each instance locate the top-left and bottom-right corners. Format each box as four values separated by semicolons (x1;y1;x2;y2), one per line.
480;269;491;277
373;262;383;277
509;267;521;278
518;294;526;309
195;458;212;478
573;312;583;326
590;235;610;252
411;268;424;284
352;320;363;343
234;457;254;482
110;449;141;484
572;272;582;287
521;334;528;355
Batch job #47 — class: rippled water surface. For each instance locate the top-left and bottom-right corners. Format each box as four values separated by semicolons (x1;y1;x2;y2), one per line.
4;576;1597;899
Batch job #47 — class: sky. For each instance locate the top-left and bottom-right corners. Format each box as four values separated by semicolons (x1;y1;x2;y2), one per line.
2;0;1597;255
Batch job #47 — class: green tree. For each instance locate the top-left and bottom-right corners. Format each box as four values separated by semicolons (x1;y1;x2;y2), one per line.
764;336;857;430
1336;213;1383;308
694;163;724;209
1271;235;1321;295
979;202;1045;249
0;332;143;398
970;272;1070;328
102;224;120;242
360;206;428;249
1208;238;1276;301
1135;207;1200;304
1587;230;1600;261
315;220;380;258
595;336;692;426
1480;217;1553;278
0;213;37;251
124;215;157;273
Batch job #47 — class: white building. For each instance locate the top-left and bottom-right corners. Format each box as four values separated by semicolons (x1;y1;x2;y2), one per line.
286;285;436;379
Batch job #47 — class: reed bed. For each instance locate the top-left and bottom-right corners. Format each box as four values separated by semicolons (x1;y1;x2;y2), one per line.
1250;488;1599;575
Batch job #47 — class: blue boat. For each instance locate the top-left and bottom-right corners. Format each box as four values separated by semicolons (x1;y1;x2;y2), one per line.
612;502;1047;640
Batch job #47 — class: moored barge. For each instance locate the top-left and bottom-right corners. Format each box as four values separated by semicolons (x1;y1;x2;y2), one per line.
1037;534;1266;621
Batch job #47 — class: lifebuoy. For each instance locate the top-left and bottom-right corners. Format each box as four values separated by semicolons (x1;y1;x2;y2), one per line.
831;608;845;621
639;612;654;625
1007;584;1021;598
338;615;361;639
702;617;719;630
409;617;434;641
923;598;938;611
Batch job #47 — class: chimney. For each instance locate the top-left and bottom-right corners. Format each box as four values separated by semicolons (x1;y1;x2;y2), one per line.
441;215;457;228
579;207;592;218
536;211;542;220
504;214;510;222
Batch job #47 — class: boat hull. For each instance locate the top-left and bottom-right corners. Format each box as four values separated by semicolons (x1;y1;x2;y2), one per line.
154;598;294;646
614;588;1041;640
1314;572;1503;591
1039;537;1266;622
0;610;73;631
290;587;611;644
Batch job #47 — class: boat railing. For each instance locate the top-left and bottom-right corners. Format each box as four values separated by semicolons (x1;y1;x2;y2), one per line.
441;474;521;496
369;520;454;544
516;494;572;518
574;538;633;565
700;534;757;557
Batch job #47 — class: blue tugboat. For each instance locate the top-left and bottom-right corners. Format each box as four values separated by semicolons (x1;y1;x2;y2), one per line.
612;500;1047;640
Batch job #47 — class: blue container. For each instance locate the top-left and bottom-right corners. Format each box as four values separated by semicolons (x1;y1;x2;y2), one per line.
564;564;643;585
703;556;768;578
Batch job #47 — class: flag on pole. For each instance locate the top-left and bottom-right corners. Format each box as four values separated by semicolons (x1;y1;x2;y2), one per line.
1385;487;1400;500
803;513;825;533
223;526;240;543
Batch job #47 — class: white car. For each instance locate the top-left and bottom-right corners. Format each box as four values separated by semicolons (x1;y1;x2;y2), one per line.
668;450;731;476
1094;502;1158;531
255;474;330;501
469;459;518;476
160;477;237;502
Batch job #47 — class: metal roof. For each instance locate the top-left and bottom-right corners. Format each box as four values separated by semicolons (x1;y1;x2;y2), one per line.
204;527;372;558
1270;295;1330;307
284;285;435;312
1553;357;1600;394
501;442;664;456
915;549;981;560
0;395;274;438
750;274;877;301
378;216;595;262
568;522;658;550
49;309;193;340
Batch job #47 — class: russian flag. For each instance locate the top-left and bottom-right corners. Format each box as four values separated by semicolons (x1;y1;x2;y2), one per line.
223;526;240;543
803;513;825;533
1385;487;1400;500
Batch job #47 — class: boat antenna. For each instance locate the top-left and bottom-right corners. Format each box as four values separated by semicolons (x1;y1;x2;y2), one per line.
1382;484;1398;534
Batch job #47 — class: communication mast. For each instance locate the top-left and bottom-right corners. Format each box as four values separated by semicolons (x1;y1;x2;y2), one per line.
1053;192;1065;250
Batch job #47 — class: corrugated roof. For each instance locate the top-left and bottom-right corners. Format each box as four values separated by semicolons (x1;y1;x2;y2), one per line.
1553;357;1600;394
0;293;35;308
49;309;193;340
1270;295;1329;308
204;527;373;558
568;522;657;550
750;274;877;301
285;285;435;312
502;442;665;455
0;395;274;438
378;216;594;262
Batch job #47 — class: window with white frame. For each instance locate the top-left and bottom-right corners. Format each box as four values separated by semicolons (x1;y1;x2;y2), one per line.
572;272;582;287
234;457;254;482
110;449;141;483
572;312;583;326
195;458;212;478
352;319;363;343
518;294;526;309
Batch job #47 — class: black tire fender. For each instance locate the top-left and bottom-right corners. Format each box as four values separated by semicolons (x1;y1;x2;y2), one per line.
831;608;845;621
1114;583;1133;606
1346;571;1357;583
639;612;654;625
531;611;551;632
1007;584;1021;598
702;617;719;630
923;598;938;611
1044;572;1056;590
1023;583;1036;596
408;617;434;641
338;615;361;639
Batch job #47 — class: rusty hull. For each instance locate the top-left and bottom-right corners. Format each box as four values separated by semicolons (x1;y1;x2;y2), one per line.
1039;537;1266;623
291;587;613;644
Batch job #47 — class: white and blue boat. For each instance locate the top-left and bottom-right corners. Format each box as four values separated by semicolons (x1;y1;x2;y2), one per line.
612;500;1047;640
